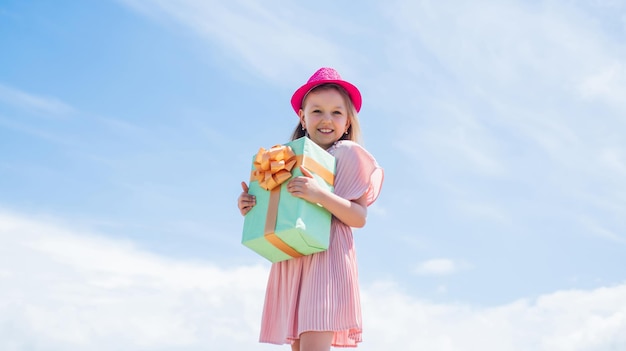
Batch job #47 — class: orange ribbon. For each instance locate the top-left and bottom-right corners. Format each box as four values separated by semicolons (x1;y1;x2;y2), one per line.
264;187;304;258
250;145;335;260
252;145;297;191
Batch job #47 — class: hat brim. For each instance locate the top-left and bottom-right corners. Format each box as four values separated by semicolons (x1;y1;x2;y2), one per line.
290;79;362;115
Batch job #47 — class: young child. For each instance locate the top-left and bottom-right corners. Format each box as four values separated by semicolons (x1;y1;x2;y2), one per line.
238;67;384;350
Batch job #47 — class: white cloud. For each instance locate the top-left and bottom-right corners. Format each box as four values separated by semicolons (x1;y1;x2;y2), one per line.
1;210;625;350
363;281;626;351
0;210;270;350
414;258;470;276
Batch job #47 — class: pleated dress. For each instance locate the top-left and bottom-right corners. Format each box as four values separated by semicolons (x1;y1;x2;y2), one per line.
259;140;384;347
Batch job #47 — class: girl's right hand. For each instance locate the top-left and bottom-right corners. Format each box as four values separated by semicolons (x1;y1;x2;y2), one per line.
238;181;256;216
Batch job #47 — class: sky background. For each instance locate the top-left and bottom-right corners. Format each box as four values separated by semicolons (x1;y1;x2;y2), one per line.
1;0;626;350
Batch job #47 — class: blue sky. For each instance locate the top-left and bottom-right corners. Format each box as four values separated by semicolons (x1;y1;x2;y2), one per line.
1;0;626;350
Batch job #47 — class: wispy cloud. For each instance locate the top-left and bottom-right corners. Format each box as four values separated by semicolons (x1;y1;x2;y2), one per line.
0;83;74;116
578;61;626;109
0;83;81;149
579;216;626;245
384;0;626;235
403;104;508;177
115;0;358;85
0;114;80;146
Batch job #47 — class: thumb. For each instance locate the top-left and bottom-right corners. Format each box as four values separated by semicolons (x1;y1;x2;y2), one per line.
300;165;314;178
241;181;249;193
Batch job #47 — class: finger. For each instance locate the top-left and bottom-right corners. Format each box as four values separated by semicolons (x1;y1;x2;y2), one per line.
241;181;249;193
300;165;314;178
242;198;255;205
240;194;255;203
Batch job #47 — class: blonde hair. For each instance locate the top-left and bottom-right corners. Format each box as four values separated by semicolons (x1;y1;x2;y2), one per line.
290;83;362;144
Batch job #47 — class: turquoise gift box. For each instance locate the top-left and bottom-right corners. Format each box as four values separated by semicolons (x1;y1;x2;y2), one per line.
242;137;336;263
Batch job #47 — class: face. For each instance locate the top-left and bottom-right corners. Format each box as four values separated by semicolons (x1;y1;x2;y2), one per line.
299;88;350;150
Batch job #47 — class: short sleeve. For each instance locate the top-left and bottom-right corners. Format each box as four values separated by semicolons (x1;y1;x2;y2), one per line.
330;141;384;206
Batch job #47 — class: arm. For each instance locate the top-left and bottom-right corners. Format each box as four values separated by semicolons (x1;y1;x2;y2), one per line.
287;166;368;228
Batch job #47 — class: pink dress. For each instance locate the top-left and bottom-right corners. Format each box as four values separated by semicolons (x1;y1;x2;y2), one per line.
259;140;384;347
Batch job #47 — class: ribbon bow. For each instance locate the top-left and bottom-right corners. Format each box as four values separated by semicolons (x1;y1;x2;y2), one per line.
252;145;297;191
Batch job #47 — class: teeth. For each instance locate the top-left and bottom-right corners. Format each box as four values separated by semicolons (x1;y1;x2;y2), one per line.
319;129;333;133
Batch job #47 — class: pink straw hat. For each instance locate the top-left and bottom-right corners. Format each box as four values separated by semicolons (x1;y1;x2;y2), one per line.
290;67;362;115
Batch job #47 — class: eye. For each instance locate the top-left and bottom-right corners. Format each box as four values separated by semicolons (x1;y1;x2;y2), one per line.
333;110;343;116
312;109;322;114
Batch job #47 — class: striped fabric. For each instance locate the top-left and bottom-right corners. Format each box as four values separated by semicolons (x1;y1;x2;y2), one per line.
259;140;384;347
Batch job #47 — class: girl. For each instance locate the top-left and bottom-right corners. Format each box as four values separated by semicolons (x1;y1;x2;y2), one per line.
238;67;384;351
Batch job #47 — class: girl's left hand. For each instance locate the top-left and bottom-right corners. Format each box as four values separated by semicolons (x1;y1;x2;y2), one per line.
287;165;325;204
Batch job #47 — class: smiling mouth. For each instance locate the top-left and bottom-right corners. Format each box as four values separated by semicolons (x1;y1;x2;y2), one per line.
318;128;334;133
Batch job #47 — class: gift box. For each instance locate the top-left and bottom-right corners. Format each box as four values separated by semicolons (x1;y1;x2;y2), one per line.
242;137;336;263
